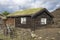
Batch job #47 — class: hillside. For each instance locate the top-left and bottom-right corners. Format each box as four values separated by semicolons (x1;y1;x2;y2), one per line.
51;8;60;18
49;8;60;28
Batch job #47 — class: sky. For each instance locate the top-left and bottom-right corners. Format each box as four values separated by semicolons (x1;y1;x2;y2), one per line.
0;0;60;13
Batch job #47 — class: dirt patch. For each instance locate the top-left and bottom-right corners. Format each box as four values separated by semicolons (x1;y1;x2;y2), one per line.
34;28;60;40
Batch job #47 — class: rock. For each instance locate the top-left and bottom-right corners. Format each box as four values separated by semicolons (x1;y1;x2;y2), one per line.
31;33;36;38
46;37;49;38
45;39;48;40
38;37;42;39
51;37;55;40
58;31;60;33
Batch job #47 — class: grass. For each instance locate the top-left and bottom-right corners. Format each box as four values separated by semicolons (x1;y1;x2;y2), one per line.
7;8;44;17
0;33;11;40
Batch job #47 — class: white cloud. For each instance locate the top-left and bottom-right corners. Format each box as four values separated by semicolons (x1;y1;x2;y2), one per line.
12;0;28;5
30;0;60;12
0;0;60;12
0;0;11;5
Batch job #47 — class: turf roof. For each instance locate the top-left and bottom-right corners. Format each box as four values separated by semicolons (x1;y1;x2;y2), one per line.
7;8;45;17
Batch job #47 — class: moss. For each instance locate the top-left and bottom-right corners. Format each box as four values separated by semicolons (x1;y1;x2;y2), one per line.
7;8;44;17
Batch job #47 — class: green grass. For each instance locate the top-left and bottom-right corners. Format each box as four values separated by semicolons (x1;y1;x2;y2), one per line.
7;8;44;17
0;33;10;40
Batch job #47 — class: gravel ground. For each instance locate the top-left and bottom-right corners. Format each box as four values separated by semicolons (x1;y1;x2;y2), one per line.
34;28;60;40
0;28;60;40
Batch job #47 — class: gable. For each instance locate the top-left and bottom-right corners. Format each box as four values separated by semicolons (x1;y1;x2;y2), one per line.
31;9;54;18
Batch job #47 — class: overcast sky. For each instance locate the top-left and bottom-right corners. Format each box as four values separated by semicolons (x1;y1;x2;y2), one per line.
0;0;60;13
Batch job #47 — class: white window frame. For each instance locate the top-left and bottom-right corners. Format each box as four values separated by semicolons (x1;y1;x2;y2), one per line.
21;17;26;24
41;18;47;24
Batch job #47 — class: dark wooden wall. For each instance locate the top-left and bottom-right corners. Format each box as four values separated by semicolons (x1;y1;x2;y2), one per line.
15;17;31;28
32;12;53;30
15;12;53;30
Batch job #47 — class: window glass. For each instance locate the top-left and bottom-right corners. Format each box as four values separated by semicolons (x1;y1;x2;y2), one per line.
21;17;26;24
41;18;47;24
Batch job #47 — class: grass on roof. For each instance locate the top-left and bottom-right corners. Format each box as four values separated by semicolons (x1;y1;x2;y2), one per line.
7;8;44;17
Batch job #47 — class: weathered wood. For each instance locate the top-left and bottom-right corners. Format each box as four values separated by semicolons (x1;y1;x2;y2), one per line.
6;11;53;30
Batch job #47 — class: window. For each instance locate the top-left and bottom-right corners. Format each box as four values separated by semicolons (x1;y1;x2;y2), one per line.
41;18;47;24
21;17;26;24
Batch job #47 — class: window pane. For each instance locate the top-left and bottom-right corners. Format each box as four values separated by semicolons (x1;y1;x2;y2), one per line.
41;18;47;24
21;17;26;24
